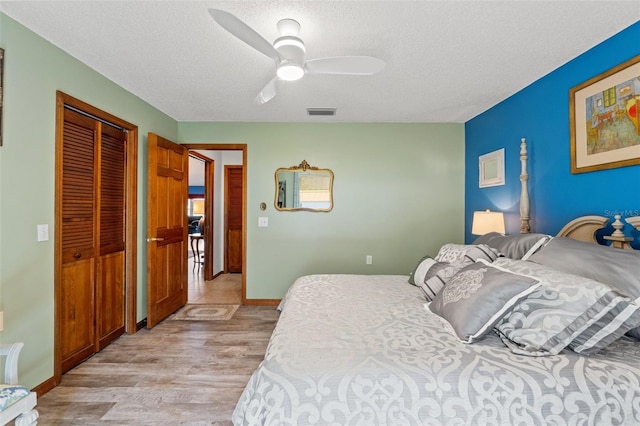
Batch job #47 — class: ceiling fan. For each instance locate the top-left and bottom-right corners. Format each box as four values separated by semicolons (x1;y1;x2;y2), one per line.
209;9;386;104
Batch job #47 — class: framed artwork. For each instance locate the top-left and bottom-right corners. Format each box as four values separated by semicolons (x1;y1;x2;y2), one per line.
479;148;505;188
0;48;4;147
570;54;640;174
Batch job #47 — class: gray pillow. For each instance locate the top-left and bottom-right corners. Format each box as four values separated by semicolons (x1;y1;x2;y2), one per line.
433;243;469;263
434;243;501;264
473;232;551;260
528;237;640;341
418;260;467;302
528;237;640;298
427;260;541;343
408;255;432;286
411;244;501;301
408;255;465;301
493;258;640;356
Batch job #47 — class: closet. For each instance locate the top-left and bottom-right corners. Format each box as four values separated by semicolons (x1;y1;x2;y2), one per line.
55;93;136;375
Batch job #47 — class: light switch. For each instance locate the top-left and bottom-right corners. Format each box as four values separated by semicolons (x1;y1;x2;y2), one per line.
258;217;269;227
37;224;49;242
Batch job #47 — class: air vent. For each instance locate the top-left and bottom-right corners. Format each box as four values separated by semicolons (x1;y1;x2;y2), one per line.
307;108;336;116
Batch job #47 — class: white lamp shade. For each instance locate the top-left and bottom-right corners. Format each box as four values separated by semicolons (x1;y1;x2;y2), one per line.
472;210;505;235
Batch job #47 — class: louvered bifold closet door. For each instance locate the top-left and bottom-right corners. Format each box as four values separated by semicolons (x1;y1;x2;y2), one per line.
96;125;127;351
60;109;98;373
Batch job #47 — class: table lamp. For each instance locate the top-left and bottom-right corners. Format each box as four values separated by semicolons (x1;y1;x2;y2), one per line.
472;209;505;235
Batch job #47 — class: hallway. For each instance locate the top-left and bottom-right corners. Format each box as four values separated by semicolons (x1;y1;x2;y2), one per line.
187;240;242;305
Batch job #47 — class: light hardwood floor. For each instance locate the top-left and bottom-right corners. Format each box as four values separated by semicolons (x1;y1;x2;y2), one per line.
35;261;277;425
188;266;242;305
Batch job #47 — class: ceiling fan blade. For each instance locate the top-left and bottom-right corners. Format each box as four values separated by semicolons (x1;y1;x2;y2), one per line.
209;9;282;63
254;77;281;104
304;56;385;75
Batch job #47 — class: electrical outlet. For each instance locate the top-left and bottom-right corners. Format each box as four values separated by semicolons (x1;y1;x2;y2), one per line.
366;255;373;265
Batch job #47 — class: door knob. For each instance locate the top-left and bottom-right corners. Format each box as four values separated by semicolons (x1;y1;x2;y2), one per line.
146;237;165;242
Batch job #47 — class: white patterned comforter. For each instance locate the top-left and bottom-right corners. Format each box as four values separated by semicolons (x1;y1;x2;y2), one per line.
233;274;640;425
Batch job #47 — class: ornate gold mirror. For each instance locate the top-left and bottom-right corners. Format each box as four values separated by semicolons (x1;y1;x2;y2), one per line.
274;160;334;212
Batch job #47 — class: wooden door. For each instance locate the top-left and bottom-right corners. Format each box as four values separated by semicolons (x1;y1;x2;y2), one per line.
59;109;97;372
58;108;127;372
147;133;188;328
203;158;215;281
96;125;127;350
225;165;243;273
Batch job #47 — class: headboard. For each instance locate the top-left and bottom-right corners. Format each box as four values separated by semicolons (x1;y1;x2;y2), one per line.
557;215;640;249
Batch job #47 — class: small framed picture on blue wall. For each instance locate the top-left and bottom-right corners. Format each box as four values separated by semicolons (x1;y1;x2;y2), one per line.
570;54;640;174
479;148;505;188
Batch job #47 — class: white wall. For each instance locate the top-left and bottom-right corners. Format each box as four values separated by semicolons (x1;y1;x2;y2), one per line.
194;150;243;275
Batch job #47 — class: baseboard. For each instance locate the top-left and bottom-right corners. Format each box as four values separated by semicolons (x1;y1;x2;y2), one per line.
243;298;281;306
33;376;56;397
136;318;147;331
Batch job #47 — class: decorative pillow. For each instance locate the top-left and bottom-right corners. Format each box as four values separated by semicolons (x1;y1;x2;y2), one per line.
427;260;541;343
408;255;432;286
459;244;501;263
568;297;640;354
473;232;552;260
528;237;640;340
628;328;640;340
493;258;640;356
434;243;468;263
411;244;501;301
418;261;466;302
434;243;500;264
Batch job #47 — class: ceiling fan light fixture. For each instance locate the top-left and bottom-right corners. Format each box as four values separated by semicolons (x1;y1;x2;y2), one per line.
274;35;306;82
277;18;301;37
277;63;304;81
273;36;305;52
209;10;385;104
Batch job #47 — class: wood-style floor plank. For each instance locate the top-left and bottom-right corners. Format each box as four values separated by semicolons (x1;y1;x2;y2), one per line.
36;291;279;425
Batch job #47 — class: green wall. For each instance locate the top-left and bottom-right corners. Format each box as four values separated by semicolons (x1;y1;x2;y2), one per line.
178;122;465;299
0;14;177;388
0;13;465;390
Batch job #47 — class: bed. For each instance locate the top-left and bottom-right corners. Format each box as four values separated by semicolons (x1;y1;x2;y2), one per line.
233;141;640;425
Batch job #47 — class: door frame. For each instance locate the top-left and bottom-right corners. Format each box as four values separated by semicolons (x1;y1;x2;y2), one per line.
183;144;247;303
54;91;138;384
224;164;243;273
188;150;215;281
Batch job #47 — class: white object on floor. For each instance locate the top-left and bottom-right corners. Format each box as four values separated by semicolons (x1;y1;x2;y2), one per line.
0;342;39;426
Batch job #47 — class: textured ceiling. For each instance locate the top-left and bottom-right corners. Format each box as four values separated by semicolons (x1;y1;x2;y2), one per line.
2;1;639;123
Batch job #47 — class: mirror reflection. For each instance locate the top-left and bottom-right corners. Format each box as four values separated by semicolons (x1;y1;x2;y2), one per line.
275;160;334;212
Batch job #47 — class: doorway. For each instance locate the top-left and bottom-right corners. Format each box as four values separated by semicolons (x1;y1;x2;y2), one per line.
185;144;246;305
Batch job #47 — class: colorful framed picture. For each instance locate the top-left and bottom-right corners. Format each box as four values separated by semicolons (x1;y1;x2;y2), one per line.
570;54;640;174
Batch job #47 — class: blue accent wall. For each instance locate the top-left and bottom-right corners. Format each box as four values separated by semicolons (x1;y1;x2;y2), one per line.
465;22;640;245
189;185;205;196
